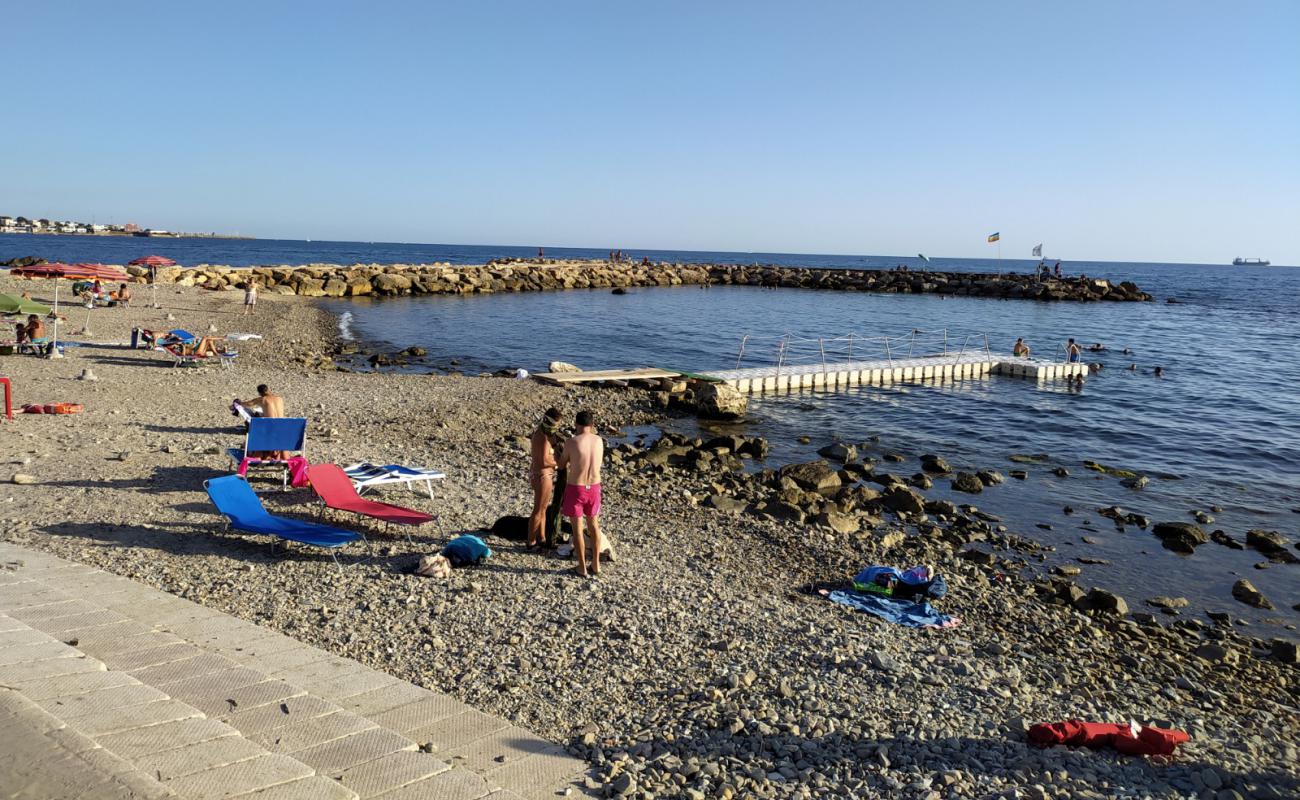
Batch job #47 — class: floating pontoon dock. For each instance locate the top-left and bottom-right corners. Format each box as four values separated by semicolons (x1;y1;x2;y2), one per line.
702;352;1086;394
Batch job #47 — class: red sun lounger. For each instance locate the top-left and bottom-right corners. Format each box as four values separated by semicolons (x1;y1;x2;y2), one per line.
307;463;434;544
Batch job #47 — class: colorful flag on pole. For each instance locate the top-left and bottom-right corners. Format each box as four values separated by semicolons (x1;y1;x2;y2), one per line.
987;232;1000;243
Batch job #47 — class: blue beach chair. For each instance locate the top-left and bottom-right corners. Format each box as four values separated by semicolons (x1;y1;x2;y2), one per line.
204;475;362;572
227;417;308;490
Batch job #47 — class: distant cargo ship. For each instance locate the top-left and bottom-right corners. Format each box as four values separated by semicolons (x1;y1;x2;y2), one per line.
1233;257;1270;266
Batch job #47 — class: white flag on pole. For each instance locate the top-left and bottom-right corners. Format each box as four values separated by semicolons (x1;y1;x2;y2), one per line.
1032;243;1043;258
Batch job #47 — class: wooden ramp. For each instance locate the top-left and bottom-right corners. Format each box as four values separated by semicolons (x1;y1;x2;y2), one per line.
533;367;681;385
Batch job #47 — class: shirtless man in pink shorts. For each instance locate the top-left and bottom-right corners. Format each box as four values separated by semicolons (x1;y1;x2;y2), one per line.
557;409;604;577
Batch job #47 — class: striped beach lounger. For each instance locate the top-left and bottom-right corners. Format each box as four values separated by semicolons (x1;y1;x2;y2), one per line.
343;463;446;499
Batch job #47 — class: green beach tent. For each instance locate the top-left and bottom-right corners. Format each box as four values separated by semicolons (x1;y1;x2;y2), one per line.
0;293;53;317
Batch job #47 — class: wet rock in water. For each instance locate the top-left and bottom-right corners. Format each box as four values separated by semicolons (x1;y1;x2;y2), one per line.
1053;565;1081;577
1193;510;1215;525
882;485;925;515
1147;596;1189;610
1051;467;1070;477
1152;521;1207;553
1246;529;1298;562
976;469;1004;486
1121;474;1149;490
920;454;951;474
1008;453;1048;463
779;461;841;493
924;499;959;518
797;435;812;444
951;472;983;494
907;473;933;490
1009;470;1028;480
695;382;748;420
1210;530;1244;550
547;361;583;373
401;346;427;357
883;452;906;463
817;442;858;464
611;287;627;295
1231;579;1273;609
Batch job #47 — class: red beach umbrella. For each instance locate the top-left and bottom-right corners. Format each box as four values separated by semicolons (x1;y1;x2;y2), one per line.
71;263;131;282
128;255;178;268
128;255;179;308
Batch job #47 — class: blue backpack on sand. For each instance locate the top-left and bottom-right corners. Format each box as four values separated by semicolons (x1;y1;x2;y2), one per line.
441;535;492;567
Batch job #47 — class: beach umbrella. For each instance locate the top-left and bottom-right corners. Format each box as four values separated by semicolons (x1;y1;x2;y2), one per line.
129;255;178;308
0;293;52;317
71;262;130;282
10;262;71;354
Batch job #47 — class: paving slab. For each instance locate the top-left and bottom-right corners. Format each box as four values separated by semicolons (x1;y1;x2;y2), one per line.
96;718;241;760
103;642;209;672
43;683;170;719
288;727;414;773
164;753;316;799
79;629;185;657
482;745;586;800
0;653;104;683
372;768;495;800
250;711;376;754
13;669;138;700
0;640;82;666
335;750;452;797
130;652;241;686
9;598;102;622
39;609;130;634
0;626;51;647
57;619;156;648
340;682;433;718
301;667;400;701
74;698;204;737
367;694;472;735
441;726;551;772
228;774;358;800
222;695;342;735
404;708;510;752
136;734;270;781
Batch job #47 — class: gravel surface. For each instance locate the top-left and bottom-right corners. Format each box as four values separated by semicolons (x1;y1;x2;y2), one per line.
1;276;1296;800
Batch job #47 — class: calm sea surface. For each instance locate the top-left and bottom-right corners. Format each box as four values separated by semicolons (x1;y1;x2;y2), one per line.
5;234;1298;625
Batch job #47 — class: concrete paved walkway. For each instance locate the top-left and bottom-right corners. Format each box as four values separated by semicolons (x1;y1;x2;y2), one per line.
0;542;585;800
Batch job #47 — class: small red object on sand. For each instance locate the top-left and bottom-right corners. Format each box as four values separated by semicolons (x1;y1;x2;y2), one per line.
1028;720;1189;756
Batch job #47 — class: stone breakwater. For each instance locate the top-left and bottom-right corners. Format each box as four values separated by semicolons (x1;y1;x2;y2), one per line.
124;258;1152;302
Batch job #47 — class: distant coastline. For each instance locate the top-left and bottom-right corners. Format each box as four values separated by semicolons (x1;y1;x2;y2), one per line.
0;212;252;240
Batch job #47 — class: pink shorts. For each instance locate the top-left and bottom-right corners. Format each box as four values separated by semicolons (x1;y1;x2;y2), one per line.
562;483;601;518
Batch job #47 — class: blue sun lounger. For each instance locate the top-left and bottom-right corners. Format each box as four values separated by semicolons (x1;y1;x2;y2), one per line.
205;475;362;571
227;417;308;490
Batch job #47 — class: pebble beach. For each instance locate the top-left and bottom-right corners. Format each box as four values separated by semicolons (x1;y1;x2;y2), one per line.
1;273;1297;800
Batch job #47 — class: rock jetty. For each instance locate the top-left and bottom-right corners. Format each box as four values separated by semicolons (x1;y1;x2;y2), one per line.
103;258;1152;302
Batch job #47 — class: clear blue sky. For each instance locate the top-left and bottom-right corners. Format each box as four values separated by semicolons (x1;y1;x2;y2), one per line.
4;1;1297;264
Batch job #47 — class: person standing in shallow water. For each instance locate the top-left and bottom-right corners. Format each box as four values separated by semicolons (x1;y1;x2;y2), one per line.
528;408;563;550
557;409;604;577
1067;338;1082;363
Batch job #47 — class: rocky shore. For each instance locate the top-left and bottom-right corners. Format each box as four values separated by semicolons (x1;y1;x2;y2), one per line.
4;255;1153;302
1;276;1295;800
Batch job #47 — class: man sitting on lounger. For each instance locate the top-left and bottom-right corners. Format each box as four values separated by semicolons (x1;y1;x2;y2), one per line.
234;384;285;422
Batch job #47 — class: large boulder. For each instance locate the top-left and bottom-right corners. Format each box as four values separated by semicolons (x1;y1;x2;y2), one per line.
372;272;412;294
951;472;984;494
882;485;925;515
1152;522;1208;554
920;454;951;474
547;361;583;373
779;461;841;493
1245;529;1297;562
695;382;748;420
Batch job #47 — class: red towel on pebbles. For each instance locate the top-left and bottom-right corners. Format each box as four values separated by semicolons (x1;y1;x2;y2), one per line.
1028;720;1189;756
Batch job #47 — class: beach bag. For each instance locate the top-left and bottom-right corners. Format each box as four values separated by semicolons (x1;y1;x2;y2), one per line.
440;535;492;567
490;515;529;540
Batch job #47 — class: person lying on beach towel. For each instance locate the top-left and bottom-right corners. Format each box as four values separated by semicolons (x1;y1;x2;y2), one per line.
852;564;946;600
